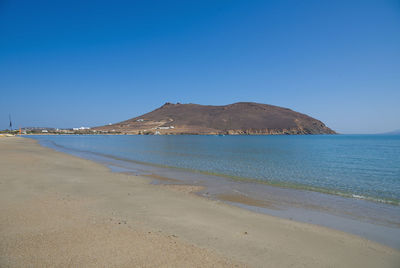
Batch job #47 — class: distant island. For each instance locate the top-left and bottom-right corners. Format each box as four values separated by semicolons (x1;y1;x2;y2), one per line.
94;102;336;135
380;129;400;135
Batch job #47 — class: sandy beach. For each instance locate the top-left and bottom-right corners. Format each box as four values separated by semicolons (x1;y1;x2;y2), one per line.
0;137;399;267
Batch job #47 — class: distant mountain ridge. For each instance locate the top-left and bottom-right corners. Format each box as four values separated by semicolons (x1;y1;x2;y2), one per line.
381;129;400;135
94;102;336;135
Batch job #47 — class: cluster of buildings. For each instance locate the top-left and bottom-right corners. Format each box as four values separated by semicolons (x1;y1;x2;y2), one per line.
72;126;91;131
18;127;92;134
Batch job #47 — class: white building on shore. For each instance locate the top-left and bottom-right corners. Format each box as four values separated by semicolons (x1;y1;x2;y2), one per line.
72;127;91;131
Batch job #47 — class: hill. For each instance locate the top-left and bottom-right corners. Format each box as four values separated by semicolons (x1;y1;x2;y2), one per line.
381;129;400;135
94;102;336;135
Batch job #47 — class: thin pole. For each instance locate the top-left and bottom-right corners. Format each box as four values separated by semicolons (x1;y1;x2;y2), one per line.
9;114;12;131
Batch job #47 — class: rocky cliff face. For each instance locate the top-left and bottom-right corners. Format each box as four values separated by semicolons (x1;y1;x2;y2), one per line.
94;102;336;135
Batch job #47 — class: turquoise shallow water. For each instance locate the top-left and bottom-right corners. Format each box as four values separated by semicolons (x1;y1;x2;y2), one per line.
30;135;400;204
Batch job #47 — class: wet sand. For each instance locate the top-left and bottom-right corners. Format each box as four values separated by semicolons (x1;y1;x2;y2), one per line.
216;193;277;209
1;137;399;267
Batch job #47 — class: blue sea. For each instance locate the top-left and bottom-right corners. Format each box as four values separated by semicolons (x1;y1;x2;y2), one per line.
29;134;400;248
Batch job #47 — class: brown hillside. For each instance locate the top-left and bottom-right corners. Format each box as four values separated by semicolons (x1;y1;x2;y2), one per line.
94;102;336;135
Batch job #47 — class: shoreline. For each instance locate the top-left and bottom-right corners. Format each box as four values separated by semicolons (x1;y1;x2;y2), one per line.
32;135;400;249
1;137;399;267
24;134;399;206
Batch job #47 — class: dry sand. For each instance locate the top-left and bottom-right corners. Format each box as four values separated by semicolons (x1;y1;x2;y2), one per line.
0;137;399;267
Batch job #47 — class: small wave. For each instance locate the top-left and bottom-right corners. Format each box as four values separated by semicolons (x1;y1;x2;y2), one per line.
351;194;399;206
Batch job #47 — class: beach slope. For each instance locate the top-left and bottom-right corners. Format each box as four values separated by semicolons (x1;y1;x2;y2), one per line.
0;137;398;267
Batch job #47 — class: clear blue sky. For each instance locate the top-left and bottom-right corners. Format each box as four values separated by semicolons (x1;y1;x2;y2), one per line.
1;0;399;133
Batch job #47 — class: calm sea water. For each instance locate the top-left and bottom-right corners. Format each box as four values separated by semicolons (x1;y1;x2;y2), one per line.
31;134;400;205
